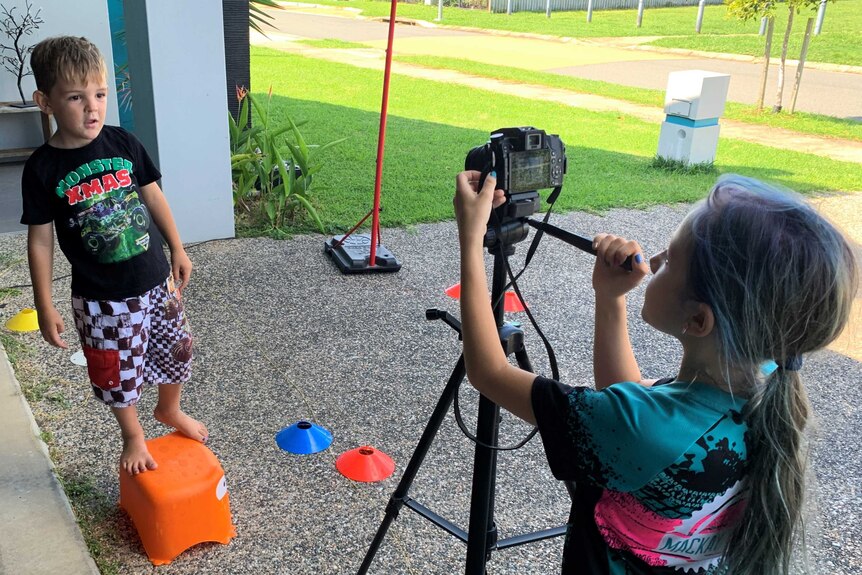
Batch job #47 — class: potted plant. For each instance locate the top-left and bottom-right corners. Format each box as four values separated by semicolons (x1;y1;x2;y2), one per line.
0;0;43;108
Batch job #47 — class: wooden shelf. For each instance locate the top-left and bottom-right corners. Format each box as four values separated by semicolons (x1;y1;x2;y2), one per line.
0;102;52;159
0;147;37;161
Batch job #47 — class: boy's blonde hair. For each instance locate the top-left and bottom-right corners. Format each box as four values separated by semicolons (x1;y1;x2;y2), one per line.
31;36;107;95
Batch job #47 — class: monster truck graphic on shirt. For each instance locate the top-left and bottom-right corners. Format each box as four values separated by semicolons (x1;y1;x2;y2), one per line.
71;190;151;263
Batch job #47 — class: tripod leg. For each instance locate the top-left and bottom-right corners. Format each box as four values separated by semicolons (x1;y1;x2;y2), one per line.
357;356;468;575
464;395;501;575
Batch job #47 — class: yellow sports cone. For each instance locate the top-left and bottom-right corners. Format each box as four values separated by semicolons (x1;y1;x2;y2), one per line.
6;308;39;332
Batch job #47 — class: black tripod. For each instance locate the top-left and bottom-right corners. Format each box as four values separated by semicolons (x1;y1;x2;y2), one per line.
358;224;569;575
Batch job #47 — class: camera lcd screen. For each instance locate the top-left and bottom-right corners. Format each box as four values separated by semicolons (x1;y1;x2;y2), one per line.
509;149;551;192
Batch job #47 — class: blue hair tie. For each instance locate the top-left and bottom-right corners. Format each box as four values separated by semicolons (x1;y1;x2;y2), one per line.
780;356;804;371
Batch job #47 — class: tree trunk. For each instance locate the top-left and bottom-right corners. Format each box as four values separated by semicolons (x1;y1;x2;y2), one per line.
773;6;794;113
757;17;774;110
14;28;27;104
790;17;814;114
223;0;251;122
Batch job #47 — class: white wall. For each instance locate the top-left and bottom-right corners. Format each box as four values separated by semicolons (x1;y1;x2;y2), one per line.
123;0;235;242
0;0;120;148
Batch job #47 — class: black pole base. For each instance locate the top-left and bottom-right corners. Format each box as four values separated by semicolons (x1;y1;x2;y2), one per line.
325;234;401;274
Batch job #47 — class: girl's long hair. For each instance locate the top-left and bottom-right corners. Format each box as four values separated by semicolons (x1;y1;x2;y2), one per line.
683;176;858;574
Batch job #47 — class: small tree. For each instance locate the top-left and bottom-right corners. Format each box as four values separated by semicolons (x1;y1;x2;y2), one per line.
726;0;776;110
727;0;830;113
0;0;43;106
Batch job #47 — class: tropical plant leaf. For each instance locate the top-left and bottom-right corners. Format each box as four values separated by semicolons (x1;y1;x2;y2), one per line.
231;153;259;169
283;140;309;178
273;147;292;199
269;125;293;140
228;80;346;231
293;194;325;233
264;200;276;224
314;137;349;155
287;116;310;160
249;0;282;36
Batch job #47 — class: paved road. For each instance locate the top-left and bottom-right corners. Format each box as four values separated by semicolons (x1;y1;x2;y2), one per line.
266;9;862;120
552;57;862;121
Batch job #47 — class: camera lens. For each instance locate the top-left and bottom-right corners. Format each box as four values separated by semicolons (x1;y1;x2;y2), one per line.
465;144;491;172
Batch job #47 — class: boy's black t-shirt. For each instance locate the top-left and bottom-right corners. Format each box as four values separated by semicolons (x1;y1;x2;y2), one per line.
21;125;170;300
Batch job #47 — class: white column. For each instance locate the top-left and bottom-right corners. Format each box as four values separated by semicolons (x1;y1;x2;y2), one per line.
122;0;235;242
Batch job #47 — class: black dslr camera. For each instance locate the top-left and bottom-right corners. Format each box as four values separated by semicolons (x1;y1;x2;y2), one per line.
465;127;566;223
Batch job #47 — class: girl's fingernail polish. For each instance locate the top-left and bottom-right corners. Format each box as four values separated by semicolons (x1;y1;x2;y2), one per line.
490;171;496;177
635;253;643;264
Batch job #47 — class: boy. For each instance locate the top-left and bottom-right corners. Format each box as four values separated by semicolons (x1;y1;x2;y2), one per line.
20;36;207;476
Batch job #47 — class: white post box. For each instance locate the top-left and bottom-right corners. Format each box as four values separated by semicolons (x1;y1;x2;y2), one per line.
657;70;730;165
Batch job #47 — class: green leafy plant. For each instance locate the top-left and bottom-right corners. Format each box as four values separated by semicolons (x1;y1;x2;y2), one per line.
650;154;716;175
228;86;265;210
228;86;346;232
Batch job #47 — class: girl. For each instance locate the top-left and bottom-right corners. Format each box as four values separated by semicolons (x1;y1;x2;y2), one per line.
454;172;857;574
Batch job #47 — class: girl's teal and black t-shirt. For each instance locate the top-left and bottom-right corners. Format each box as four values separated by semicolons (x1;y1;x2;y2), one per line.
531;377;749;575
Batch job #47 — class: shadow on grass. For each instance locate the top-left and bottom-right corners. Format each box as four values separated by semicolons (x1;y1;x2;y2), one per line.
255;95;845;234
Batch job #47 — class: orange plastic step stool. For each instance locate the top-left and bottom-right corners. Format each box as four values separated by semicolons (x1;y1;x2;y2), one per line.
119;432;236;565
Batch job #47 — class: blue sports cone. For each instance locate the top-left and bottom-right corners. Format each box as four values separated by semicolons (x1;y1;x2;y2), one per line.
276;421;333;455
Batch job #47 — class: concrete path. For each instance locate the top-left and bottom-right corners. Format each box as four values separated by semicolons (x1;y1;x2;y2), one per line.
0;347;100;575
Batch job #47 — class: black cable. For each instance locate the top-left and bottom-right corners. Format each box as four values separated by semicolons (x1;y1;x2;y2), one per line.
452;184;563;451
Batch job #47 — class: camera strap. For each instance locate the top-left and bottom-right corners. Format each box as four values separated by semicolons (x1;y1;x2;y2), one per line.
455;183;563;452
522;185;562;270
498;184;564;384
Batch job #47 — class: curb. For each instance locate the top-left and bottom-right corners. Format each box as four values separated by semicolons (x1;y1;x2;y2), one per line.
0;344;101;575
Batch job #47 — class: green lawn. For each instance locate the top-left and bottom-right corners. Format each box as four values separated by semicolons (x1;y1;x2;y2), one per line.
394;54;862;142
250;47;861;234
283;0;862;66
648;1;862;67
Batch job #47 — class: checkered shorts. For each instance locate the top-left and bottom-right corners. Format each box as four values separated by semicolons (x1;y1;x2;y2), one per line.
72;277;193;408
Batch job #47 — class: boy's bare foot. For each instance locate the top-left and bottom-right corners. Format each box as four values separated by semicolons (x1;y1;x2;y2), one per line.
154;406;209;442
121;435;158;476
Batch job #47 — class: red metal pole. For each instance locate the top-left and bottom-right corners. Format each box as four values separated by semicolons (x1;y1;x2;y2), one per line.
369;0;398;267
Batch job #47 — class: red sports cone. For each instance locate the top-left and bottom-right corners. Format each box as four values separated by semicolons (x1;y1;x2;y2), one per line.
445;283;525;312
444;283;461;299
504;291;526;312
336;446;394;482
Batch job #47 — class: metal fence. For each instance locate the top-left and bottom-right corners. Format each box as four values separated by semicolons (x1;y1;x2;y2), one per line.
489;0;723;14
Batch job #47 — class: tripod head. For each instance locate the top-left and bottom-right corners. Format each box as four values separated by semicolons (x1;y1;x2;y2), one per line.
483;219;530;252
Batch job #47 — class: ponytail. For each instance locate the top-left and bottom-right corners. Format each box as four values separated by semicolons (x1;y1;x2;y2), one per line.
724;368;810;575
682;175;858;574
